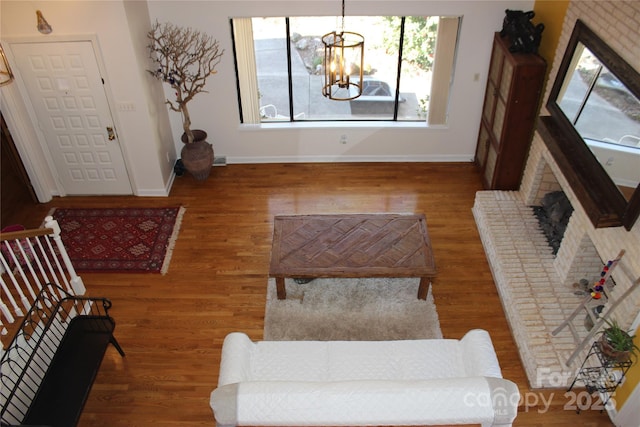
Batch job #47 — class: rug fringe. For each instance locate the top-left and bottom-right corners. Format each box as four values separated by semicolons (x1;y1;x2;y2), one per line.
161;206;186;275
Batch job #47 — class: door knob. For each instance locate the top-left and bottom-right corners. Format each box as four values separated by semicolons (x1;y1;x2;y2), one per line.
106;126;115;141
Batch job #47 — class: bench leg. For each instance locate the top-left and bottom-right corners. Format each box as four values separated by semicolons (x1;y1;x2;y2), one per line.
418;277;432;300
110;335;126;357
276;277;286;300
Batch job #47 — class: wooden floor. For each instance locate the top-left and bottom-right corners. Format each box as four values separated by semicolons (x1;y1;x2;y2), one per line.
8;163;614;427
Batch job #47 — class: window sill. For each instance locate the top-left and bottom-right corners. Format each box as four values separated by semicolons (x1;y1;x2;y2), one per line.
238;121;446;131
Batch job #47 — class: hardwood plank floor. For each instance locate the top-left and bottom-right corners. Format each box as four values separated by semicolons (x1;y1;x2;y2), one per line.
9;163;614;426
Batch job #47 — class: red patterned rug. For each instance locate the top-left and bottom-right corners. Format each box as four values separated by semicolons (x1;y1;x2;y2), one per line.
51;207;185;274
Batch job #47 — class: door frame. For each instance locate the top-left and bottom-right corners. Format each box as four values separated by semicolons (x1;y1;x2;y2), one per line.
1;112;37;203
1;34;136;199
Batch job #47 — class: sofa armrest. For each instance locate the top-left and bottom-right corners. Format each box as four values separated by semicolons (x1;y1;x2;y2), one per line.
485;377;520;426
210;377;519;426
217;333;254;386
460;329;503;378
210;383;239;427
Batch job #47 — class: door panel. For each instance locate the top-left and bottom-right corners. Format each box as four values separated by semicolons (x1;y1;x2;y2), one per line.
11;41;132;195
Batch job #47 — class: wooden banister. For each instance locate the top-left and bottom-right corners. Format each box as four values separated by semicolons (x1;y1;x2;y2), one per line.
1;217;85;346
0;228;55;241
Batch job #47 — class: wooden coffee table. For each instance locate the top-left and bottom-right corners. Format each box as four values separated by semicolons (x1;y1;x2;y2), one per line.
269;214;436;300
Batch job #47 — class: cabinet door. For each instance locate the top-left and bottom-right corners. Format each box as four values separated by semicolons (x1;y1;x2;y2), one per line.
484;144;498;187
476;124;490;169
489;45;504;87
492;49;513;145
492;96;507;143
482;45;504;127
482;84;497;124
499;59;514;100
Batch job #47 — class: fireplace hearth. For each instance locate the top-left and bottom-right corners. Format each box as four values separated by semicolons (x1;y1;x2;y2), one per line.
472;190;594;388
473;130;640;389
533;191;573;255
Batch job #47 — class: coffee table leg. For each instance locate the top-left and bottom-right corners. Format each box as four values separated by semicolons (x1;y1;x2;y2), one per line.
276;277;286;299
418;277;431;300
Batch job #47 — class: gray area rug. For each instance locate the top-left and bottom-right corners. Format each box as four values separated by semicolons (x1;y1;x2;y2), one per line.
264;277;443;341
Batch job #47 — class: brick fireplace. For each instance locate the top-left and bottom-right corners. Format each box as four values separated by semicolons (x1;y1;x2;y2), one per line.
473;0;640;392
473;131;640;389
521;140;616;290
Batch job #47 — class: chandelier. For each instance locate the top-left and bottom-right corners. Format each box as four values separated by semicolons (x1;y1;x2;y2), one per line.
322;0;364;101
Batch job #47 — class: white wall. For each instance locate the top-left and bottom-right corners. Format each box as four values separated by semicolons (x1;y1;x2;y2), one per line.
147;0;534;164
0;0;174;198
1;0;535;199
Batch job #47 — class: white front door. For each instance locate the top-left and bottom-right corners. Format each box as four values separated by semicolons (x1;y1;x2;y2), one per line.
11;41;132;195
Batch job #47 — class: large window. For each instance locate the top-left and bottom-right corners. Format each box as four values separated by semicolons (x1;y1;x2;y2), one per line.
232;16;460;124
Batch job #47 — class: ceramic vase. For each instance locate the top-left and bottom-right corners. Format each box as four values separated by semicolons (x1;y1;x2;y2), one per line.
180;130;213;181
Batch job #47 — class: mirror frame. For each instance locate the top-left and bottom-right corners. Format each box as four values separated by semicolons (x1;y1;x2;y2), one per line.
545;19;640;231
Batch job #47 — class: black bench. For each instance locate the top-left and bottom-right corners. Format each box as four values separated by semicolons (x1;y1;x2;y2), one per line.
1;286;124;427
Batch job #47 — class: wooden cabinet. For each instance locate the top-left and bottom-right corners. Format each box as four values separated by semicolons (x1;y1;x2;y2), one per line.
475;33;546;190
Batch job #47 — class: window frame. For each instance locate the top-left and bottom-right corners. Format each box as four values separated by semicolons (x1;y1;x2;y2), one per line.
231;15;460;126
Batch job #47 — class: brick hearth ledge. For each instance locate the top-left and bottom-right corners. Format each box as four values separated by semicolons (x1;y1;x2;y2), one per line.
473;190;590;389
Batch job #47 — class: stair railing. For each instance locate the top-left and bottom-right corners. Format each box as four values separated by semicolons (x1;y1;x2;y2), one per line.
0;216;84;343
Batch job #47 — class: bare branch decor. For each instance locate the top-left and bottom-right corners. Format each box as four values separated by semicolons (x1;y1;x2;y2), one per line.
147;21;224;144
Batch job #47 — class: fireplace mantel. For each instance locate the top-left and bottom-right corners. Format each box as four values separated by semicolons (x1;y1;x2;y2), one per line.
537;116;627;229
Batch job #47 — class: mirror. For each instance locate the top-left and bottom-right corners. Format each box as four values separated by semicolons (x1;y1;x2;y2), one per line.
546;20;640;230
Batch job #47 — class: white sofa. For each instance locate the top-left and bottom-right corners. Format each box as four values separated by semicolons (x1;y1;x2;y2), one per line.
210;329;519;427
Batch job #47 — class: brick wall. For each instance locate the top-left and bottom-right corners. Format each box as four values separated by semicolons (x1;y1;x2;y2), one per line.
522;0;640;325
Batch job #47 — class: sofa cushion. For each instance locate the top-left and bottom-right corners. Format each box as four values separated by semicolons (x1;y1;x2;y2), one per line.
250;339;466;381
213;377;506;426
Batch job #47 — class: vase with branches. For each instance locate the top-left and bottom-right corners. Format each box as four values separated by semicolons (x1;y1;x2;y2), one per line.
147;21;224;144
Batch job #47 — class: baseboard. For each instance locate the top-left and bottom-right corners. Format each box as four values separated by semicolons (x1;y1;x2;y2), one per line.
223;155;475;164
